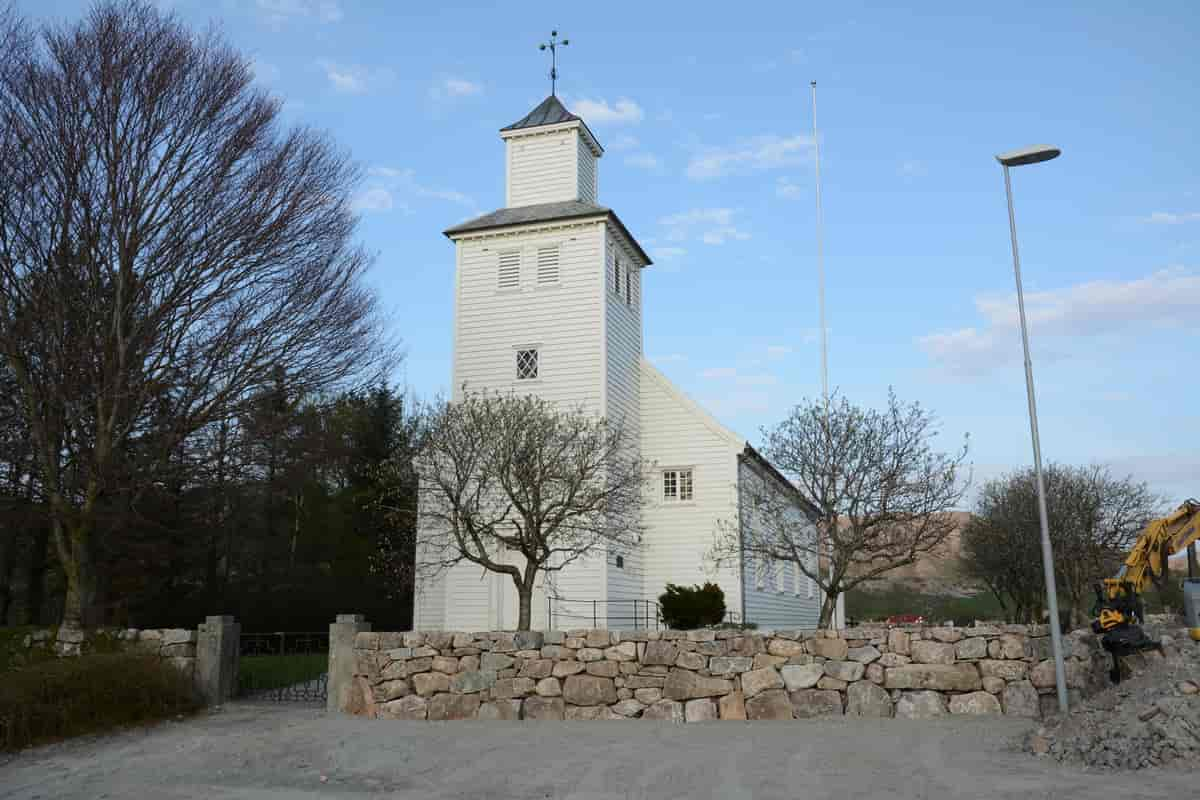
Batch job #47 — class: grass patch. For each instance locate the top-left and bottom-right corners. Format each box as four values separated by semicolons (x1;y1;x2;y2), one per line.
847;586;1007;627
0;652;200;751
238;653;327;695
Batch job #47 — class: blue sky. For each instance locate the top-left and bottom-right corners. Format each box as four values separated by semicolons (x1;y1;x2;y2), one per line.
19;1;1200;506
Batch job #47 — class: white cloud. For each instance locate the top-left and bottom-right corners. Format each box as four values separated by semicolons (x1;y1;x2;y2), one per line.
256;0;342;28
430;77;483;102
650;246;687;261
572;97;644;125
625;153;661;170
1142;211;1200;225
357;166;474;214
316;60;395;94
775;176;803;199
351;187;395;213
686;134;814;180
659;208;751;246
609;134;639;151
918;266;1200;376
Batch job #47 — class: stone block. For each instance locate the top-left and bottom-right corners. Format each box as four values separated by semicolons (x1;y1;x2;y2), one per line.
996;634;1025;660
641;699;685;722
982;677;1005;694
746;689;794;720
807;638;848;660
887;629;910;656
477;699;521;720
894;691;948;720
685;698;719;722
552;660;586;678
955;637;988;660
386;647;414;661
412;672;451;696
780;663;824;691
563;637;585;650
866;663;885;684
411;646;439;658
450;670;496;694
729;636;766;657
565;705;621;720
847;645;881;664
612;699;646;717
1002;680;1040;718
374;679;410;702
432;656;459;675
428;693;480;720
624;675;665;689
767;638;805;658
948;691;1002;716
719;691;747;720
634;688;662;705
518;659;554;679
709;656;755;676
846;680;893;717
585;630;611;648
490;634;516;653
687;629;716;642
753;654;788;670
789;689;843;718
577;648;604;662
402;632;426;648
161;643;196;658
663;670;732;700
911;640;956;665
877;652;910;668
563;674;618;706
605;641;638;662
817;676;847;691
543;630;565;645
586;661;620;678
642;640;678;666
823;660;865;682
884;664;981;692
741;667;785;698
930;627;963;643
523;696;565;720
535;677;561;697
492;677;535;699
161;629;197;646
355;632;380;650
978;659;1027;682
379;695;427;720
514;631;544;651
458;655;480;673
675;651;707;671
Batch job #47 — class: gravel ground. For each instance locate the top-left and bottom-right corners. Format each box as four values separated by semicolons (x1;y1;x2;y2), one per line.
1027;624;1200;771
3;702;1198;799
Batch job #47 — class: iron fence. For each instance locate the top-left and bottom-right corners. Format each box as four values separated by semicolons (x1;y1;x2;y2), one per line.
237;631;328;702
546;598;662;630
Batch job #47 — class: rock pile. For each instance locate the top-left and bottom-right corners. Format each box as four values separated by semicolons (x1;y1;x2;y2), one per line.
346;623;1119;722
1026;624;1200;771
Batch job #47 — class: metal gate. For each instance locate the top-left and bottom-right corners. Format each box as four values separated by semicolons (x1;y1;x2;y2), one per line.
237;631;329;702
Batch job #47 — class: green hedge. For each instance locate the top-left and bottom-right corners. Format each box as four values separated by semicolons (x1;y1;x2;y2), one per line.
659;582;727;629
0;652;200;751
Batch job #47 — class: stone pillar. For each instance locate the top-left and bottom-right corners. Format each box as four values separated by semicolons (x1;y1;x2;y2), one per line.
196;615;240;706
328;614;371;713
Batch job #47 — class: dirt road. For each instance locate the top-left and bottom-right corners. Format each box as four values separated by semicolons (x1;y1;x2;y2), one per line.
1;703;1192;799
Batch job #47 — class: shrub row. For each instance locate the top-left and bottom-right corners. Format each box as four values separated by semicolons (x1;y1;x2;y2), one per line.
0;652;200;751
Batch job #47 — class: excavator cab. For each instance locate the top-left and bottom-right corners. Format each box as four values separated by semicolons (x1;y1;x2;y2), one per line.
1090;581;1159;683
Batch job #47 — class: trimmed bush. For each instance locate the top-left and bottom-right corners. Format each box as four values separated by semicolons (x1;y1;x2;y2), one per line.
659;582;727;629
0;652;200;751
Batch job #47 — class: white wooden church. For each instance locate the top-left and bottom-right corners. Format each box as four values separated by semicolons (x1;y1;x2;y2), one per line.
413;95;832;632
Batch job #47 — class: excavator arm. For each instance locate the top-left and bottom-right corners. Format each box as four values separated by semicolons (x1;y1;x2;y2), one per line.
1091;499;1200;682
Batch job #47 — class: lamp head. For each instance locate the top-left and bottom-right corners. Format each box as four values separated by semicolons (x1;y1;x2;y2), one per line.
996;145;1061;167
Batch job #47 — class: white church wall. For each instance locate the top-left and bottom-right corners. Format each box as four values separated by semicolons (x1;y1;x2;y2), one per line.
576;133;597;204
638;360;744;619
504;126;581;207
738;458;822;629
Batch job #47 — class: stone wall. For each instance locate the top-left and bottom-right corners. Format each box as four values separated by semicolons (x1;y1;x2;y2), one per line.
344;624;1157;722
6;626;198;677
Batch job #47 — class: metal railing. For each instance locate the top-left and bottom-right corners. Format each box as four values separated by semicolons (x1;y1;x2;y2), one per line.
239;631;328;658
546;597;662;630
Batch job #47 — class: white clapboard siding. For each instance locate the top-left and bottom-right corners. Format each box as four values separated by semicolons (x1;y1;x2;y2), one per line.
638;359;744;617
505;127;579;207
737;457;822;629
577;133;598;203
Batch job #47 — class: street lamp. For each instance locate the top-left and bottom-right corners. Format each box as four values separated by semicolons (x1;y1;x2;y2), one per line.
995;144;1069;715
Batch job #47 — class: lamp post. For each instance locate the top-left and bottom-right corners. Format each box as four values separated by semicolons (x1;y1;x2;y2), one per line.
995;144;1068;715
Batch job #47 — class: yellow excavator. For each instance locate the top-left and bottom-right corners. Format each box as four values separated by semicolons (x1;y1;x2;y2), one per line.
1091;499;1200;682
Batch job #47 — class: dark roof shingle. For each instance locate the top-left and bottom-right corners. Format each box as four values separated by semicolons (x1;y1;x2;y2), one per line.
501;95;579;131
443;200;651;265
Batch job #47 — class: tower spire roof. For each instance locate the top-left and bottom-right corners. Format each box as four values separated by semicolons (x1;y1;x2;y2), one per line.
501;95;579;131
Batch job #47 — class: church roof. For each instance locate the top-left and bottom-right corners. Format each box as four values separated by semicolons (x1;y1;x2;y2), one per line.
501;95;580;131
443;200;651;265
500;95;603;154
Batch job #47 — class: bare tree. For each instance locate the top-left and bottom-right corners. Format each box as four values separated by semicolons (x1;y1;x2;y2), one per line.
713;390;969;626
962;465;1160;626
392;391;646;631
0;1;389;629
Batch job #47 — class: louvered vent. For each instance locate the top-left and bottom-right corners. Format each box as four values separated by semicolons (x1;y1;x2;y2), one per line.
498;251;521;290
536;245;560;284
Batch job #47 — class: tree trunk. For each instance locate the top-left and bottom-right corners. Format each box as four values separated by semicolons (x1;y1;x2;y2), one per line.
53;514;98;629
516;568;538;632
819;589;838;628
0;517;16;624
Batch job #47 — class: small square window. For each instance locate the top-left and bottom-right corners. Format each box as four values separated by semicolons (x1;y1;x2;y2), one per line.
516;348;538;380
663;469;693;502
679;469;693;501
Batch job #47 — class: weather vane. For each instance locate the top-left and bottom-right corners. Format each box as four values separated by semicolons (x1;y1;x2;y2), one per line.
538;30;569;96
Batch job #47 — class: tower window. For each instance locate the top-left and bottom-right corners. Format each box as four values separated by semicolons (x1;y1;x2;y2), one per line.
612;257;621;295
516;348;539;380
498;251;521;290
625;270;632;306
537;245;560;284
